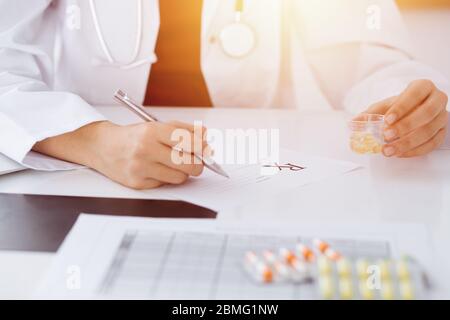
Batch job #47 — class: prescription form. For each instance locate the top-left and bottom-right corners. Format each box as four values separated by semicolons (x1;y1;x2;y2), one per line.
160;150;360;211
36;215;434;299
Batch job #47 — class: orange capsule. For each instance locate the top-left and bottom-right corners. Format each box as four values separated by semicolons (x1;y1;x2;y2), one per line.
296;243;315;262
325;248;341;261
256;263;274;283
313;239;330;254
279;248;297;265
262;251;290;280
244;251;274;284
272;261;290;280
262;250;277;265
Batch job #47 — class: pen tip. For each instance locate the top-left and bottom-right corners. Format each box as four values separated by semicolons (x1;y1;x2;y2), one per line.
217;169;230;179
204;160;229;178
222;171;230;179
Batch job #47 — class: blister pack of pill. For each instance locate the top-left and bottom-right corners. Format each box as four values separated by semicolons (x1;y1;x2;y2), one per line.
243;239;429;300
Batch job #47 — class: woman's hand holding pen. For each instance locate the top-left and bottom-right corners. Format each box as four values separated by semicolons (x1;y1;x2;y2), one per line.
363;79;448;157
34;120;210;190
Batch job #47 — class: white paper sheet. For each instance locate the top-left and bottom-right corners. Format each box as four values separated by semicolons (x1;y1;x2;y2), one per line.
0;149;359;212
36;214;433;300
161;149;360;211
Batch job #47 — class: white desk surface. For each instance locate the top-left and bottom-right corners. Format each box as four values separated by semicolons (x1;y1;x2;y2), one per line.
1;106;449;299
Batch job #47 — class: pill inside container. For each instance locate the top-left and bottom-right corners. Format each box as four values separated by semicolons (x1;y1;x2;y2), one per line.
349;114;385;155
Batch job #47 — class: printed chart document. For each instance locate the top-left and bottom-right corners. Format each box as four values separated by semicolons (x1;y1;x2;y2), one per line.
161;149;360;211
36;214;433;299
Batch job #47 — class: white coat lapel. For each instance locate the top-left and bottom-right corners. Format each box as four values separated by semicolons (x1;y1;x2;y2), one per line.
201;0;221;38
88;0;140;64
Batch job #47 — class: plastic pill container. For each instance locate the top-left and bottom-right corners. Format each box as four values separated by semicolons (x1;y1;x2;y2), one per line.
348;114;385;154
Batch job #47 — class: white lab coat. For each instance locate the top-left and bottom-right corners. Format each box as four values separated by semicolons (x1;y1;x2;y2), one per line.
0;0;449;170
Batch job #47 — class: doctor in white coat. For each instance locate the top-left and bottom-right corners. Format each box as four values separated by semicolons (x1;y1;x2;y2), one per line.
0;0;449;189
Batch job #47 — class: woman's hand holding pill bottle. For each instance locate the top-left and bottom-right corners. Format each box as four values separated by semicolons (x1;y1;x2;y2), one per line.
349;114;384;155
360;79;448;158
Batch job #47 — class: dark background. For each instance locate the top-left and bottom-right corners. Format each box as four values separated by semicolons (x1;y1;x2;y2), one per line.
0;193;216;252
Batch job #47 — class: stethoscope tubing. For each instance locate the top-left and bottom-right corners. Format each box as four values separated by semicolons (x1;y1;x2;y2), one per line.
89;0;144;68
89;0;252;69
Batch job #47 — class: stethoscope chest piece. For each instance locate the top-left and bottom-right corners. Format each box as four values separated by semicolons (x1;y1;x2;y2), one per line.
219;21;255;58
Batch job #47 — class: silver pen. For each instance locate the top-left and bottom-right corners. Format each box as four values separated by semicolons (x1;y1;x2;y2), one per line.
114;89;229;178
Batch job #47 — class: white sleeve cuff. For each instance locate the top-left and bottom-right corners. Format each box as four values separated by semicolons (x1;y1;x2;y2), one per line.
344;60;450;114
21;151;85;171
0;92;106;170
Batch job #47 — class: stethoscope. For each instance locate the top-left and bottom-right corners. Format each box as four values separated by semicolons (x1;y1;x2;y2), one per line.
89;0;256;69
219;0;256;58
89;0;156;69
